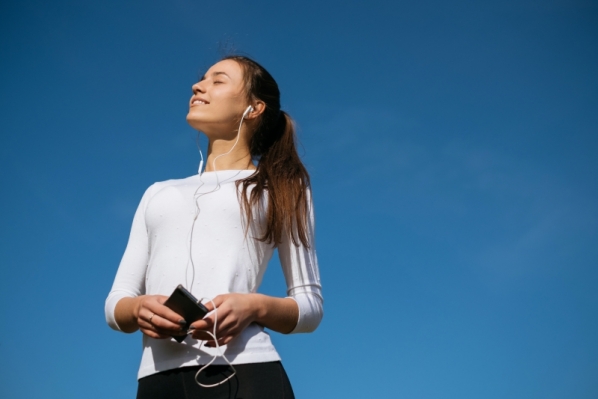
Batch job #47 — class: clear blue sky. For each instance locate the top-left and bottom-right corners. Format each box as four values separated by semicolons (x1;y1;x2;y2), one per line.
1;1;597;398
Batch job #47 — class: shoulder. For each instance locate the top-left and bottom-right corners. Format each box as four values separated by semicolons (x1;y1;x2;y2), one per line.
137;175;198;207
145;175;197;194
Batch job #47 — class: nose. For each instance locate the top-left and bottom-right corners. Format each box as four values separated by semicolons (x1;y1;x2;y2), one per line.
192;80;206;94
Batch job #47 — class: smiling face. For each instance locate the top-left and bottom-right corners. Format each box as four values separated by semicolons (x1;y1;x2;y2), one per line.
186;59;251;136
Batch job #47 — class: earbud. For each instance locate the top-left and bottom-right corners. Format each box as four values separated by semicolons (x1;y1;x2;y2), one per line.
211;105;254;173
243;105;254;118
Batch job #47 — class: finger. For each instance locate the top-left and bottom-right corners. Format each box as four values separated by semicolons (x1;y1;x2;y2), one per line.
154;295;170;304
189;320;210;332
201;300;215;313
146;303;187;328
203;294;227;312
139;296;184;324
212;313;240;336
207;303;233;326
212;324;236;342
189;313;216;331
204;335;234;347
191;309;237;338
190;329;214;341
141;320;187;338
140;312;185;335
221;335;234;345
144;308;183;330
151;313;187;332
197;321;237;345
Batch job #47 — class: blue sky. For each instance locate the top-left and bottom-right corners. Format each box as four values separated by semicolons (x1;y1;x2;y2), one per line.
1;0;597;398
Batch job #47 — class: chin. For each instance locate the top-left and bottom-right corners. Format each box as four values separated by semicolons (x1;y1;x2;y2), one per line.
186;113;202;130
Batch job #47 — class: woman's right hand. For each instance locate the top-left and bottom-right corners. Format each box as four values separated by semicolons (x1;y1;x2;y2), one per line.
134;295;187;339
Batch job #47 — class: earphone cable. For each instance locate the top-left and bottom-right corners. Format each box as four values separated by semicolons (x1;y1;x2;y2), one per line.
192;297;237;388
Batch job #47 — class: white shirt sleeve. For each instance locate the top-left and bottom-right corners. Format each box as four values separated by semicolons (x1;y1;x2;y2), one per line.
104;185;154;331
105;182;323;334
278;191;324;333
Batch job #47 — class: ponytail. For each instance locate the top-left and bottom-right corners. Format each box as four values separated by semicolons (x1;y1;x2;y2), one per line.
224;55;311;247
237;111;311;247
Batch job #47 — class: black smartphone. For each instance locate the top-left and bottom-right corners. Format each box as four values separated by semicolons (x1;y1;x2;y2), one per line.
163;285;209;343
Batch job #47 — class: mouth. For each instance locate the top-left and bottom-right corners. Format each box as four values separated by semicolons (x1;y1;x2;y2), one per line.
190;97;209;106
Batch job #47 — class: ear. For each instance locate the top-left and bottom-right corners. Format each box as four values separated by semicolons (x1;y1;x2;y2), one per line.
245;100;266;120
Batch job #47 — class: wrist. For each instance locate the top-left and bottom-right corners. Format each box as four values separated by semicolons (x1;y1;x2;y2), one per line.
249;293;268;324
114;296;144;333
132;296;144;320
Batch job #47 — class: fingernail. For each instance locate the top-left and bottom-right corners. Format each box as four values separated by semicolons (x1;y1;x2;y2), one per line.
178;319;186;325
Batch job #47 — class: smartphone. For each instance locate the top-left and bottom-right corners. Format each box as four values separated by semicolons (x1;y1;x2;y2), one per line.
163;284;209;343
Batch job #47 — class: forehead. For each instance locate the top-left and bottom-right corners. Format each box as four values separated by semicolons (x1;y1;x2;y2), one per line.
204;59;244;80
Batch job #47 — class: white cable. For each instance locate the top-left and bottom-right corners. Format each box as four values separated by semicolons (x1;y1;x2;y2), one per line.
187;106;251;288
192;298;237;388
198;153;204;175
184;106;251;387
196;131;205;175
211;105;251;173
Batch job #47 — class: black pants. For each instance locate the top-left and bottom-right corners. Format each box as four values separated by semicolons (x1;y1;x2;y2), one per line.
136;361;295;399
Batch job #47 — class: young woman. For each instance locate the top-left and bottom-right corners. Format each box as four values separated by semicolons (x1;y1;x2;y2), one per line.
105;56;323;398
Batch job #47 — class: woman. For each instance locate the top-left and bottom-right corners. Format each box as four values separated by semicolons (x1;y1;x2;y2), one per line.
105;56;323;398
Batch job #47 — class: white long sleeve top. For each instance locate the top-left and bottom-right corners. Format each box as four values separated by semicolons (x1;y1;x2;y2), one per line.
105;170;323;379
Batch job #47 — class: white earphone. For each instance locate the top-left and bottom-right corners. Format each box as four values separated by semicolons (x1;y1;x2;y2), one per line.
243;105;254;117
198;105;254;174
188;104;255;387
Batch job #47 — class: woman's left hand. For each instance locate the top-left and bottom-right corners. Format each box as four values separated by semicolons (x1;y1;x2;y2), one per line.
189;293;259;346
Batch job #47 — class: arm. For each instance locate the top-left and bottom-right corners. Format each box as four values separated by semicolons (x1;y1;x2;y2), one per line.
191;190;323;344
105;184;185;338
114;295;188;339
252;294;299;333
190;293;298;345
276;189;323;333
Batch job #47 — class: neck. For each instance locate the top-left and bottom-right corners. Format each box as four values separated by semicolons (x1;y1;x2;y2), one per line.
204;136;255;172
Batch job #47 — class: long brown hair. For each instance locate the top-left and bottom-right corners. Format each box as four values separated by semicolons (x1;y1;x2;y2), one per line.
224;55;311;248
